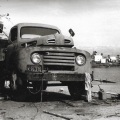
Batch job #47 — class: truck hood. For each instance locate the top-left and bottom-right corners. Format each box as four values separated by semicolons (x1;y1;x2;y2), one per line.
21;34;74;47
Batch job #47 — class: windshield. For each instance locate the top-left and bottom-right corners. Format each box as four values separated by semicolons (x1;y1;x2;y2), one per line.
20;27;59;39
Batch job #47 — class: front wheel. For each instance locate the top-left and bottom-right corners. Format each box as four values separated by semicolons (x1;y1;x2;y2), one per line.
68;73;92;101
10;70;27;101
68;81;85;100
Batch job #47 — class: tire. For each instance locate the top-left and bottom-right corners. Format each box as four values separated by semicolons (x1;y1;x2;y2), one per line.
0;70;6;94
10;69;27;101
68;81;85;100
0;78;5;94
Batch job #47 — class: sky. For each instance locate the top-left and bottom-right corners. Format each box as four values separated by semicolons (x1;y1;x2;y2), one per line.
1;0;120;49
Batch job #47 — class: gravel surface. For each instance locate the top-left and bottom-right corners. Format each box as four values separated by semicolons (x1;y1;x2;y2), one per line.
0;84;119;120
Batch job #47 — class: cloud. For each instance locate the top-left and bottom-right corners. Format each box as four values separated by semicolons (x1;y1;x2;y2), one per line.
1;0;120;48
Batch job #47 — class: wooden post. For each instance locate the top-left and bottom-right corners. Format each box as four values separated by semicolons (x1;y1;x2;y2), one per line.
85;72;92;102
43;110;72;120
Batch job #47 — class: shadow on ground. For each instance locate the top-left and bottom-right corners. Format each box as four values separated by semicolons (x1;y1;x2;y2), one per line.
26;91;71;102
2;88;72;102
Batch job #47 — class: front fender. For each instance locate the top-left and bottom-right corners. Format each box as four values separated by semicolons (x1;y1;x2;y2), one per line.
74;49;92;74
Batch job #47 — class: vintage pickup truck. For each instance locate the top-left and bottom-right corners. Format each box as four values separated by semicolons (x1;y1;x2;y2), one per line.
0;23;92;101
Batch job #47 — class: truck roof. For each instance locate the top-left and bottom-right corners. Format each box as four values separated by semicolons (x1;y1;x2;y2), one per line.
12;23;61;33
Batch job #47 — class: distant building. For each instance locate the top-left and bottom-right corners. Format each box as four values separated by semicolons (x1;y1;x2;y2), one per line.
94;55;102;63
94;53;119;64
116;55;120;63
110;56;116;63
101;58;106;63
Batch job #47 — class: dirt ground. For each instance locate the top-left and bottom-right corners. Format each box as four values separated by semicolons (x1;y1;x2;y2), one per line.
0;84;120;120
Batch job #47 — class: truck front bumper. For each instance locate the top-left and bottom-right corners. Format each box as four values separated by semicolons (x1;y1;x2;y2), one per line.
25;71;86;81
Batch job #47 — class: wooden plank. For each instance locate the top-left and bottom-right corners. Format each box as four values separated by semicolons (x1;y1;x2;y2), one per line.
85;72;92;102
43;110;72;120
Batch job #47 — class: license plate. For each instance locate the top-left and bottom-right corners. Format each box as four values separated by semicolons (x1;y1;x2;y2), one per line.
27;65;42;72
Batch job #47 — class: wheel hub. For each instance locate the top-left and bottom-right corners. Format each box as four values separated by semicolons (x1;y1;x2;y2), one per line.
11;71;17;90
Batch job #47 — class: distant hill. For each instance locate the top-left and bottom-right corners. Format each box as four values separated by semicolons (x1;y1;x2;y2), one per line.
78;46;120;56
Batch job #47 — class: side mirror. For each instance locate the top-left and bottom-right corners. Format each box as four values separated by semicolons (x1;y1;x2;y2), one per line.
0;23;3;33
69;28;75;37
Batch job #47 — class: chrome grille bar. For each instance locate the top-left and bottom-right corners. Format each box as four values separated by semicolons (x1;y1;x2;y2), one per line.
43;52;75;66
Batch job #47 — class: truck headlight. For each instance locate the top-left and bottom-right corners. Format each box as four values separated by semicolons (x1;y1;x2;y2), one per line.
31;53;41;64
75;55;86;66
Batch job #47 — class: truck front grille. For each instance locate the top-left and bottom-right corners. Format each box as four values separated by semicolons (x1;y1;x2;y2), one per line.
43;52;75;71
